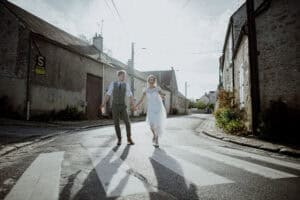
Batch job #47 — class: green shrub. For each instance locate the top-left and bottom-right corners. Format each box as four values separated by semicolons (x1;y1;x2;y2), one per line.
196;101;207;110
188;101;197;108
224;119;246;135
207;103;215;111
214;107;246;135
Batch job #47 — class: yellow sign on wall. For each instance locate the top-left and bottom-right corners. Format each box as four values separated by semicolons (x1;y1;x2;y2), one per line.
35;55;46;75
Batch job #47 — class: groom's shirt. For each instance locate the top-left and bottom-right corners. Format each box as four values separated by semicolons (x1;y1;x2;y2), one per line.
106;81;133;97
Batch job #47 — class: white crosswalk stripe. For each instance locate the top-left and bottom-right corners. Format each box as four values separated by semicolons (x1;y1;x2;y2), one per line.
87;147;155;197
176;146;298;179
5;144;299;199
213;146;300;171
150;149;234;186
4;152;64;200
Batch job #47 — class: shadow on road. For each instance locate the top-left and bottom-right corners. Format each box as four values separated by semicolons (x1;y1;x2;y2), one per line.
70;145;131;200
149;148;199;200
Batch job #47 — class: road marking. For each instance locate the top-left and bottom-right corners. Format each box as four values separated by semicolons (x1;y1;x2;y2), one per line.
87;147;152;197
177;146;298;179
5;152;64;200
150;149;234;187
214;146;300;171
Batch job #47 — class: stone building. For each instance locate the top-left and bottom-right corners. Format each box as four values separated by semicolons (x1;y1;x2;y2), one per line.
197;91;217;105
219;0;300;135
0;1;186;120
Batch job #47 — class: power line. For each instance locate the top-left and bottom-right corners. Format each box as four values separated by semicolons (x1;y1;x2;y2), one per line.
104;0;117;19
110;0;123;21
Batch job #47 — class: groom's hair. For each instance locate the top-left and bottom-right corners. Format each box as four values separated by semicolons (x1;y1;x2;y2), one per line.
117;70;126;77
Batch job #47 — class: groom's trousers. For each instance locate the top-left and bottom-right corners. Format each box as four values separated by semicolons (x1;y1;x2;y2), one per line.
112;104;131;140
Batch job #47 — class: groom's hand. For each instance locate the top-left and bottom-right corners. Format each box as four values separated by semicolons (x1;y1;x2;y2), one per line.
130;104;135;111
100;104;105;114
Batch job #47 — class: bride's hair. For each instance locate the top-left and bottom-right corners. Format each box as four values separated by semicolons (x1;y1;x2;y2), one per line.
147;74;157;88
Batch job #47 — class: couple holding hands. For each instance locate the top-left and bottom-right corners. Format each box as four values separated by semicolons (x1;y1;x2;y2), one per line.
100;70;167;148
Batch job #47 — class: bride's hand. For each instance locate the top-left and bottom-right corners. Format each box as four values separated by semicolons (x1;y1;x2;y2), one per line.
130;104;136;111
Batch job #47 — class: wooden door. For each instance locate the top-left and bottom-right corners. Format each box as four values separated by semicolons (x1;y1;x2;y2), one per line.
86;74;102;120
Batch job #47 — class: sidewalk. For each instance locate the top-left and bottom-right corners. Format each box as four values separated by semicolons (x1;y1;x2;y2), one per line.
196;115;300;157
0;116;146;156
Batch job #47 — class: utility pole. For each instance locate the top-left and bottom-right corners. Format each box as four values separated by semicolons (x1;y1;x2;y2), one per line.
246;0;260;134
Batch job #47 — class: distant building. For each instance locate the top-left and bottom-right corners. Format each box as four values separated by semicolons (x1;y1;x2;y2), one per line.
197;91;216;105
219;0;300;133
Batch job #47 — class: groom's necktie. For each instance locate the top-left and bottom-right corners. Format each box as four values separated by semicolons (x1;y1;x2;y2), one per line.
118;83;122;90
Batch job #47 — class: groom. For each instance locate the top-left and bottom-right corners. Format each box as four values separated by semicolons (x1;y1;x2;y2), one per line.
100;70;135;145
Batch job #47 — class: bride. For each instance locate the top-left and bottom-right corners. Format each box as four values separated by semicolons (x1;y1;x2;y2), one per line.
134;75;167;147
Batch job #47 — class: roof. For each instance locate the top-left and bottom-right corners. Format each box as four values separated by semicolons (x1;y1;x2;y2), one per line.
222;3;247;55
2;1;184;86
1;0;150;81
2;0;101;60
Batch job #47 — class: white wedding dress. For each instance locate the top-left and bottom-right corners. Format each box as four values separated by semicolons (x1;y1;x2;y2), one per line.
144;86;167;137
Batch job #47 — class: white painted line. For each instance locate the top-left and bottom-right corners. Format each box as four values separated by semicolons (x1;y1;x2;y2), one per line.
151;149;234;187
177;146;298;179
214;146;300;171
5;152;64;200
87;147;151;197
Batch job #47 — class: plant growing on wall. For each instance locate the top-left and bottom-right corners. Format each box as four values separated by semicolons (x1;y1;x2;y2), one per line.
214;89;246;135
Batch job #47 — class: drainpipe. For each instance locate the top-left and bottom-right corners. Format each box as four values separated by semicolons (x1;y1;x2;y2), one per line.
25;32;32;120
246;0;260;134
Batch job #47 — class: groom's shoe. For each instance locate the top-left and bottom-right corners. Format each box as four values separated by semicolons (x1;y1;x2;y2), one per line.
127;138;135;145
117;139;121;146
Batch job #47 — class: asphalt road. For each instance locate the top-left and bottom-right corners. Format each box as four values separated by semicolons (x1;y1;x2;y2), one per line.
0;114;299;200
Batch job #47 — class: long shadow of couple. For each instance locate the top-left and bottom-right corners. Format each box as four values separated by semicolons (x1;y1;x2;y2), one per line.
70;145;199;200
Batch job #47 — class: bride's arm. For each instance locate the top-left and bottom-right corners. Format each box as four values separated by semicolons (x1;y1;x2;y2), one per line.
135;93;146;108
158;90;166;100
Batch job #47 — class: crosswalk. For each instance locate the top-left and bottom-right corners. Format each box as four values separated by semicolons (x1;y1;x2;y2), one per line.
4;152;64;200
4;144;299;200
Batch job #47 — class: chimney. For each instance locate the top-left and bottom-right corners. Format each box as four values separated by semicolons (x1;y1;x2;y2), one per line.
93;33;103;52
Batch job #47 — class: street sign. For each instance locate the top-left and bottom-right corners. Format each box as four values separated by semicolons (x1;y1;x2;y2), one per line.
35;55;46;75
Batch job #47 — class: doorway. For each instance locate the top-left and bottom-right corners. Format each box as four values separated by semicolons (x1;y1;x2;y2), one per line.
86;74;102;120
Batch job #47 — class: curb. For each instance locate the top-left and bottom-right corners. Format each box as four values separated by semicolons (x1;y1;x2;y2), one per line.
0;118;146;157
0;130;69;157
201;128;300;158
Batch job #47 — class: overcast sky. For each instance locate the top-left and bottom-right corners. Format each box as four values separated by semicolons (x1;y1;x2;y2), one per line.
11;0;245;99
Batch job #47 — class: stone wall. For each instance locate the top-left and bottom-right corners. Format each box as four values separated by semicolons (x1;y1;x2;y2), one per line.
0;4;29;116
255;0;300;112
222;25;234;92
233;35;252;130
29;37;103;115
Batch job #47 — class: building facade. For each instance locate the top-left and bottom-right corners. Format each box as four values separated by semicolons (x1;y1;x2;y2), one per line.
219;0;300;135
0;1;187;120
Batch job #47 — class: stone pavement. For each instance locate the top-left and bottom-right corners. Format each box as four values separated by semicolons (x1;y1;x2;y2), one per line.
196;115;300;157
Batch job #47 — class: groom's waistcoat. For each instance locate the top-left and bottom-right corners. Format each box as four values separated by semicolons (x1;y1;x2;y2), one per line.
112;82;126;105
